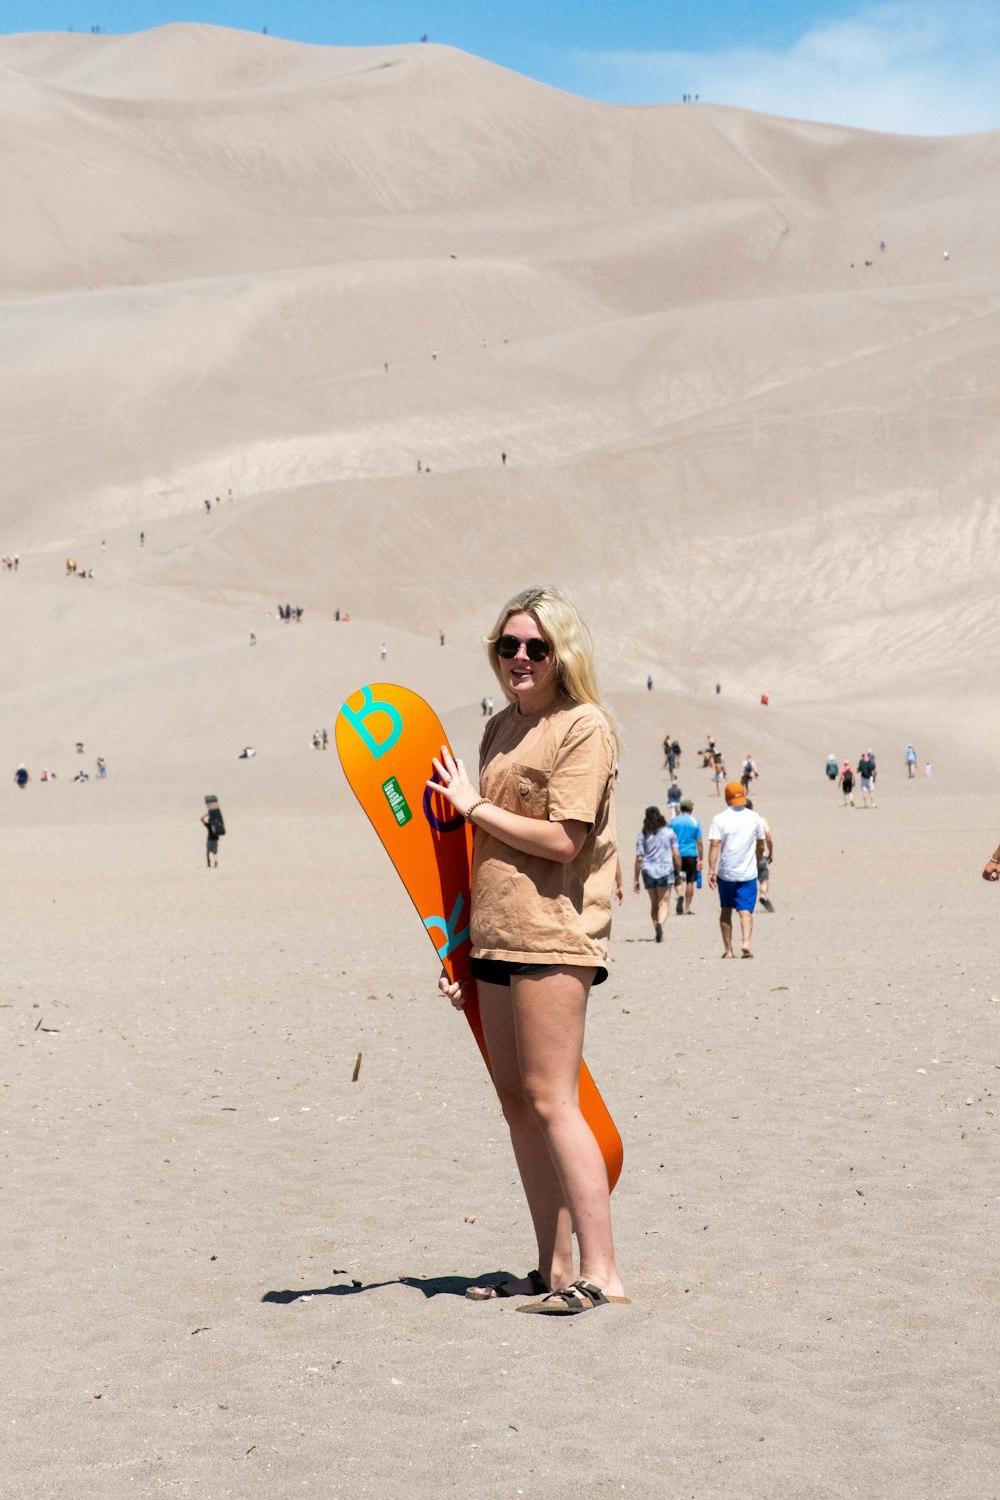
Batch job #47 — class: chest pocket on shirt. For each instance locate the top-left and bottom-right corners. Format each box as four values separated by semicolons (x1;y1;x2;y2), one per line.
511;763;548;819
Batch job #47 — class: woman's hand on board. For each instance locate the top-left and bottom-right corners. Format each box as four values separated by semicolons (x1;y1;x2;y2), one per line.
427;745;478;818
438;970;465;1009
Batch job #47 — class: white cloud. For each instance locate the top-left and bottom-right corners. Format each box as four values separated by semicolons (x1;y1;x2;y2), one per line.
572;2;1000;136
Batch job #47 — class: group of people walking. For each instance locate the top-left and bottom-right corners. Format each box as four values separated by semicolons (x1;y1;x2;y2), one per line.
634;737;773;955
827;750;877;806
827;745;933;805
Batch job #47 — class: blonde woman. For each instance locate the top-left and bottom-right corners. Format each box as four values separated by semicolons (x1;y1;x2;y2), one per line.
429;587;628;1315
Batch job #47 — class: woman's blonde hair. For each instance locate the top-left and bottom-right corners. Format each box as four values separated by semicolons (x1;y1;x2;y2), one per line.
485;585;621;752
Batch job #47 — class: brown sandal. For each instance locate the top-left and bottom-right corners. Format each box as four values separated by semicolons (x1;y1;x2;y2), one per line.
518;1278;630;1315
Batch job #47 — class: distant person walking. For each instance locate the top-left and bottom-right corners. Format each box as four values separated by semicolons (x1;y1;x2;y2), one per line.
201;795;225;868
746;800;774;911
14;764;29;789
707;782;766;959
670;799;703;915
646;674;653;692
826;752;839;782
857;751;877;808
840;760;855;806
740;755;758;793
634;806;680;943
666;777;682;819
380;642;387;661
905;744;917;779
712;754;726;796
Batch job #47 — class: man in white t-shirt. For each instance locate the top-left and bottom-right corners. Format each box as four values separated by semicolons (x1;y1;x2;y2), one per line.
707;781;766;959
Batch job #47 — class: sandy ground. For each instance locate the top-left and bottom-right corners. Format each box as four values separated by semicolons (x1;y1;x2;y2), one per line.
4;687;998;1499
2;23;999;1499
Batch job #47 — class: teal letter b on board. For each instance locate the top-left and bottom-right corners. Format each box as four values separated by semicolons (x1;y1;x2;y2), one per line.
340;686;403;761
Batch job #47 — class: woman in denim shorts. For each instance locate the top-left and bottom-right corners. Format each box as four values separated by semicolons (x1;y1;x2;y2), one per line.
633;806;680;942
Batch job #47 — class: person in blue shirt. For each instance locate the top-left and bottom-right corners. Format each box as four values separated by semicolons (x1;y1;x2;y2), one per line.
669;799;704;915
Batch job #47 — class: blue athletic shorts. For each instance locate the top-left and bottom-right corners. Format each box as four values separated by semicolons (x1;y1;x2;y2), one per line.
717;878;757;912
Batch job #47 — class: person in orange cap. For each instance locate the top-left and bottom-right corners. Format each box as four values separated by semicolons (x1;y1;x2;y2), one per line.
707;781;766;958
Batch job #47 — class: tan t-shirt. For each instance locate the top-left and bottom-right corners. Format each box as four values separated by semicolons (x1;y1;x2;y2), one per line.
470;699;617;966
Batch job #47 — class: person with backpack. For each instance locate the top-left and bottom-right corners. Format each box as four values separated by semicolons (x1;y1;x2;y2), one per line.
201;795;226;867
840;760;855;806
857;751;877;808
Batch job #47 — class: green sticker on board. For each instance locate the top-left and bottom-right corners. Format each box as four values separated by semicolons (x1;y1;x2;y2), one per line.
381;774;412;826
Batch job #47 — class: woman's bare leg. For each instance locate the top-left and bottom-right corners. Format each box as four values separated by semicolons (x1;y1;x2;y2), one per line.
477;980;575;1290
511;968;625;1297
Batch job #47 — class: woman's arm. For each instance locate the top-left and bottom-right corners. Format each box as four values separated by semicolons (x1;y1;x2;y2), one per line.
470;799;588;864
428;747;587;865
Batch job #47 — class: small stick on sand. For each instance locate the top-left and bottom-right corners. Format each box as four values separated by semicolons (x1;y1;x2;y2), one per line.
352;1052;362;1082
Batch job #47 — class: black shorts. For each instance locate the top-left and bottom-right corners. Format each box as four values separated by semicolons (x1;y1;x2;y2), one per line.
470;957;608;987
679;855;699;881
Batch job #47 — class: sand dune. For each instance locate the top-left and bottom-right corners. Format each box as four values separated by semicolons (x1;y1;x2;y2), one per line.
3;25;998;727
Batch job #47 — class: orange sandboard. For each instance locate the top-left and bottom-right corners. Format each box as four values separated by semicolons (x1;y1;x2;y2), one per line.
336;683;622;1191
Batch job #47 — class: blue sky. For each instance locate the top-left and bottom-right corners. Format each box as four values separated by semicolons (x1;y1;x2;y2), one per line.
4;0;998;135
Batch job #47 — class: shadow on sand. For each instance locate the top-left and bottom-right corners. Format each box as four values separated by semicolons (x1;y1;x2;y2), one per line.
262;1270;516;1304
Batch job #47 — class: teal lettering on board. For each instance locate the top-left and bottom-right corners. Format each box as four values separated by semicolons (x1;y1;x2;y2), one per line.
424;892;470;959
340;685;403;761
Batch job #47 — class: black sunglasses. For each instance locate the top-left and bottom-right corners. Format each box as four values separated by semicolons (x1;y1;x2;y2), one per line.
496;634;551;662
